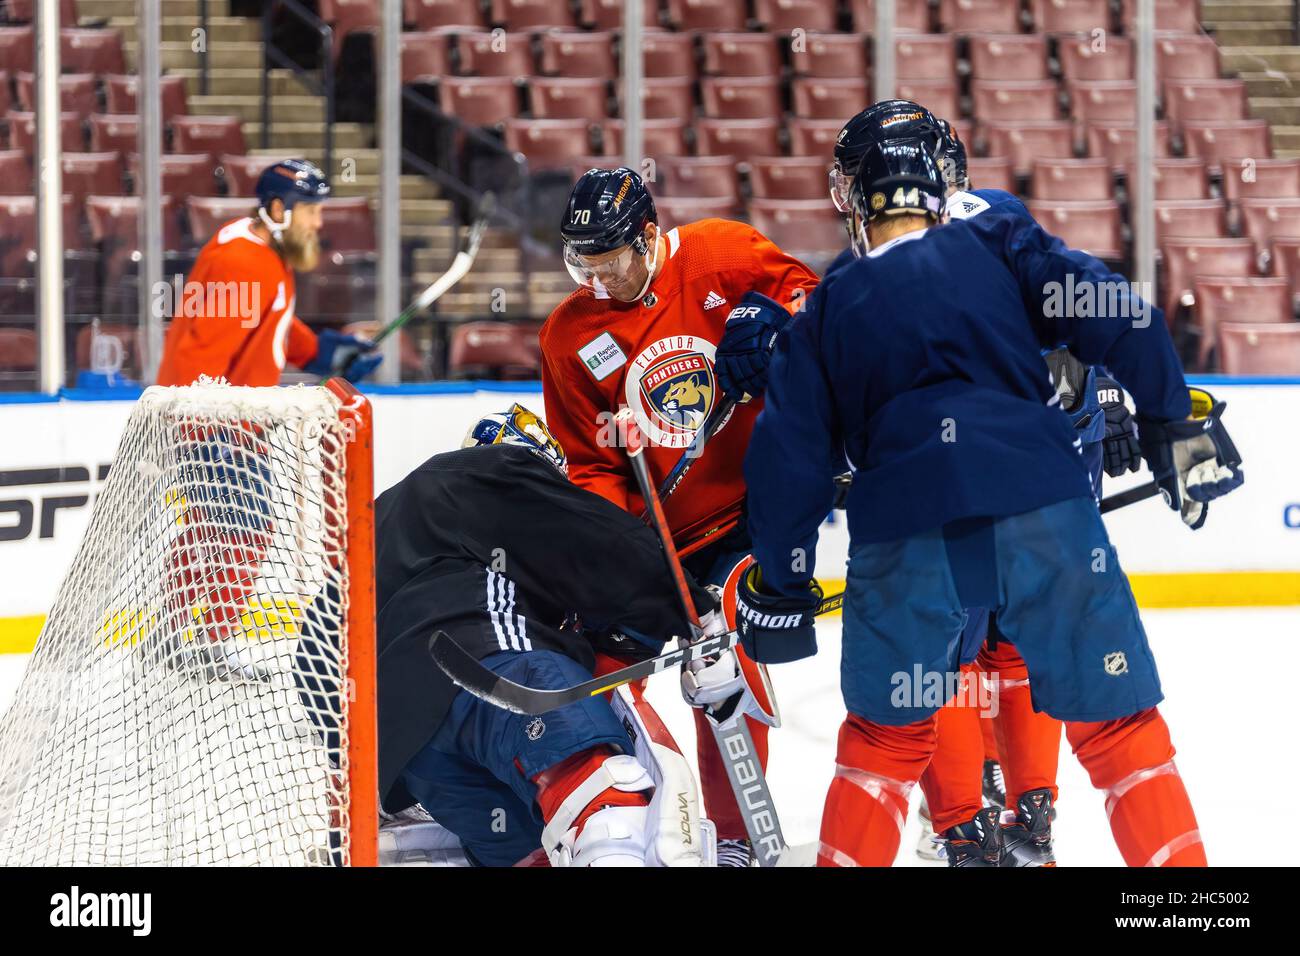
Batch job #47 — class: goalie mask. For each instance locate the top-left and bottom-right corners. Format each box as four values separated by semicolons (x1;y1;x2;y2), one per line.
561;167;660;303
463;404;568;475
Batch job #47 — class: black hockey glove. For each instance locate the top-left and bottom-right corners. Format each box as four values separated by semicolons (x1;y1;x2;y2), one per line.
1096;376;1142;478
714;291;790;401
1136;387;1244;530
735;564;821;664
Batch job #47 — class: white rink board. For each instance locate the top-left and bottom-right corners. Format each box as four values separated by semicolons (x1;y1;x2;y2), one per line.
0;381;1297;620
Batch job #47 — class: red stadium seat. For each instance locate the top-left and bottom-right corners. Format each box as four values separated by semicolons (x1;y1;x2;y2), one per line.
1155;198;1227;243
967;156;1016;192
1067;80;1137;123
700;77;783;120
87;194;182;280
1160;237;1257;317
1030;158;1114;200
630;77;695;121
1182;121;1271;173
1085;120;1172;169
449;322;539;378
895;35;958;81
529;77;609;121
61;152;125;207
170;116;247;162
1191;277;1292;368
787;118;845;157
1163;80;1246;126
538;30;616;78
749;156;832;200
405;0;489;29
0;71;9;117
1221;158;1300;204
1121;0;1203;35
1029;0;1111;35
1027;200;1124;260
489;0;577;30
1058;35;1133;82
505;118;594;169
0;27;35;74
848;0;931;33
792;34;868;79
1239;198;1300;259
702;34;781;78
938;0;1022;34
438;77;521;125
748;199;844;257
73;323;142;378
985;122;1076;176
578;0;661;29
641;32;696;79
0;150;31;195
88;114;136;154
665;0;746;31
103;74;190;121
654;155;741;205
319;197;377;266
186;197;258;242
1134;157;1209;199
61;28;126;75
0;329;37;375
968;35;1050;81
696;118;782;159
971;80;1061;123
894;79;960;121
1156;34;1220;81
602;118;689;158
0;196;36;276
457;31;535;77
15;73;98;118
655;197;738;230
146;153;220;198
319;0;381;58
1217;323;1300;375
400;31;454;83
753;0;838;33
7;110;84;156
1269;237;1300;304
792;78;870;120
219;154;291;196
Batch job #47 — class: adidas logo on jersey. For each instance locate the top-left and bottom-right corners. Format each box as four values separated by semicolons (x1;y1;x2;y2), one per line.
703;291;727;310
960;200;981;214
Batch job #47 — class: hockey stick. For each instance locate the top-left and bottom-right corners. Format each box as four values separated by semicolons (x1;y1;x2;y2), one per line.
1099;480;1161;514
653;394;739;506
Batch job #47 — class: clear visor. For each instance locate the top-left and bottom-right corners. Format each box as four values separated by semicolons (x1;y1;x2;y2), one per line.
563;242;640;291
829;164;854;214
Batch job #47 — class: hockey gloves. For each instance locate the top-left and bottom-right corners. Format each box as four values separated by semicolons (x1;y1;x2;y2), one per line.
735;564;821;665
305;329;384;383
1096;376;1142;478
1137;387;1244;530
714;291;791;401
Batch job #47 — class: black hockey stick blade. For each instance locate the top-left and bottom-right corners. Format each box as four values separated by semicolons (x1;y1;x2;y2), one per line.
1099;480;1162;514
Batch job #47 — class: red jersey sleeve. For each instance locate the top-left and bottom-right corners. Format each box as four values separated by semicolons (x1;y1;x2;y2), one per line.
285;316;319;370
745;228;822;315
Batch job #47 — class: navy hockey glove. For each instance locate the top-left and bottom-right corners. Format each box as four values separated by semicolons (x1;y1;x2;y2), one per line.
1096;376;1142;478
714;291;790;400
1137;387;1244;530
304;329;383;382
735;565;820;664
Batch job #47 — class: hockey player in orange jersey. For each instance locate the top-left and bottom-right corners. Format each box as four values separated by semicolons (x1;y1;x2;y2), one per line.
540;167;821;865
156;158;381;387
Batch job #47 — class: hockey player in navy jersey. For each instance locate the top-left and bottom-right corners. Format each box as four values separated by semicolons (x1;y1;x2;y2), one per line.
734;121;1242;867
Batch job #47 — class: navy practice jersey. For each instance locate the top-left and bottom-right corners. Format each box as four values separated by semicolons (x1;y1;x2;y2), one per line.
745;210;1191;597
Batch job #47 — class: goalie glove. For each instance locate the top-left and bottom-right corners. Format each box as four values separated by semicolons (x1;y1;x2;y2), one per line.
1136;386;1244;530
680;609;746;707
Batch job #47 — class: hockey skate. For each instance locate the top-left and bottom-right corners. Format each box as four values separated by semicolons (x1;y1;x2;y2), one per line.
915;798;946;862
942;807;1003;867
982;759;1006;808
1000;788;1057;867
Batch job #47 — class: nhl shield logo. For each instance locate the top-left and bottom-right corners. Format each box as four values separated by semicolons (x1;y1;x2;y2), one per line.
525;718;546;741
1103;652;1128;676
624;336;725;448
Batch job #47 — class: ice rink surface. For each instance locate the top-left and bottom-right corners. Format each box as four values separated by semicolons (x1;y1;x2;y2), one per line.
1;606;1293;867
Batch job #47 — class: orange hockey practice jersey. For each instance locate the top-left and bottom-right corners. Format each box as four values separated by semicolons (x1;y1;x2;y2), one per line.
156;217;319;387
540;218;820;551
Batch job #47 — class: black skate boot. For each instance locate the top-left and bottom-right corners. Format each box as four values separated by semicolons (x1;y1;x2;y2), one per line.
982;758;1006;809
942;806;1003;867
1000;788;1056;867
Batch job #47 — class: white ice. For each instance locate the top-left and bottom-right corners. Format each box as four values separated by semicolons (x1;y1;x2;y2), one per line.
1;606;1292;866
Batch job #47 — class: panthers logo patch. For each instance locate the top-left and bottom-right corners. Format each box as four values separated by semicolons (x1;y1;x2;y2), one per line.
624;335;724;448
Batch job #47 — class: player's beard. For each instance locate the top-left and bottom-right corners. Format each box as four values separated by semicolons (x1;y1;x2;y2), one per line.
279;231;320;272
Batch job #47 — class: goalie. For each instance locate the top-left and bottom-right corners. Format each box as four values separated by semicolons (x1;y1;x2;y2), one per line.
360;404;753;866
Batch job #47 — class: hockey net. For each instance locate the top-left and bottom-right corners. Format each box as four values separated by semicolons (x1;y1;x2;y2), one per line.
0;378;376;865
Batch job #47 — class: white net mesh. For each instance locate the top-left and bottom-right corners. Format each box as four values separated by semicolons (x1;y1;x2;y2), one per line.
0;382;359;865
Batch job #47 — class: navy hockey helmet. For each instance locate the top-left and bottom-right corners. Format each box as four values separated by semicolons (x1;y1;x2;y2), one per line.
847;135;946;256
831;100;942;212
463;403;567;475
255;158;330;240
936;119;970;193
561;167;661;300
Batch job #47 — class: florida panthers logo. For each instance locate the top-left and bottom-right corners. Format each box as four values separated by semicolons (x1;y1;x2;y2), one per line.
624;335;724;448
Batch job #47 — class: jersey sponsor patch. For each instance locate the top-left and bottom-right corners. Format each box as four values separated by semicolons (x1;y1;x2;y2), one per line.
577;331;628;381
702;290;727;310
625;335;721;448
947;190;990;220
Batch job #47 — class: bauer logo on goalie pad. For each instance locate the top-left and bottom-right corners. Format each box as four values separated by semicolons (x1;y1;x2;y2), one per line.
1103;652;1129;676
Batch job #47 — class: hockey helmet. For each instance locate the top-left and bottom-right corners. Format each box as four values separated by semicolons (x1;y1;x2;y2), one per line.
255;158;330;240
936;119;970;193
847;134;946;256
561;167;660;300
463;403;567;475
830;100;942;212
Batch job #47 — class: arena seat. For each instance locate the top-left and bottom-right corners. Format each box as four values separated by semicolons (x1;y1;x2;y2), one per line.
1163;80;1247;127
170;116;248;162
641;32;696;79
702;33;782;78
185;197;257;243
439;77;522;125
449;321;540;379
1154;198;1228;243
61;152;126;207
700;77;783;120
602;118;689;158
967;156;1016;192
1085;120;1172;169
753;0;838;33
103;75;190;121
792;78;871;121
664;0;746;31
787;118;845;157
1029;0;1112;35
938;0;1023;34
0;151;32;196
985;122;1076;176
147;154;220;199
791;34;868;79
7;111;84;156
1217;323;1300;375
1058;35;1133;82
405;0;489;29
1191;277;1292;369
654;155;741;205
15;73;98;119
632;77;695;121
401;31;454;83
506;118;595;168
219;154;292;195
1182;121;1272;174
1067;81;1137;123
1135;158;1209;200
455;31;535;78
1030;158;1114;201
894;79;960;122
748;199;846;261
538;30;617;78
971;81;1061;123
489;0;577;31
1156;34;1221;81
1120;0;1204;35
0;27;34;74
696;118;782;159
1268;237;1300;305
968;35;1050;81
1026;199;1125;261
895;35;958;81
848;0;931;33
1159;237;1257;318
529;78;610;121
1239;198;1300;260
60;28;127;75
749;157;833;201
87;194;182;282
655;196;739;230
577;0;661;29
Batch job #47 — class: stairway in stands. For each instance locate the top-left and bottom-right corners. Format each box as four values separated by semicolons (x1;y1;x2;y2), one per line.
1206;0;1300;158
